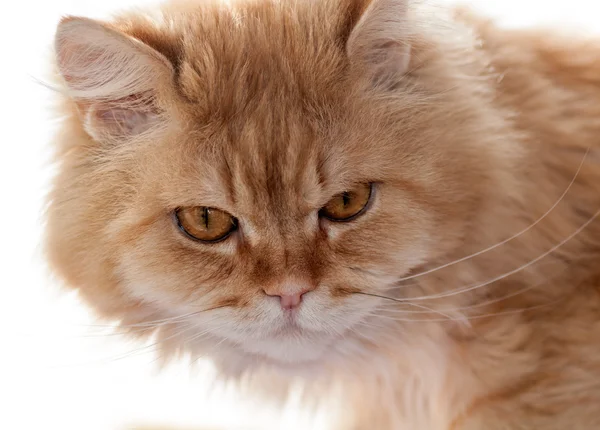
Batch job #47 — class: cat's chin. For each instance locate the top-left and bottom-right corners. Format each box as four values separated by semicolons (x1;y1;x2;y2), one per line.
206;337;333;379
209;315;349;369
242;335;332;366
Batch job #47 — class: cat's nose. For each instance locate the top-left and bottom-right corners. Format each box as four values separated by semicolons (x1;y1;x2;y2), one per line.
278;293;305;310
263;281;315;310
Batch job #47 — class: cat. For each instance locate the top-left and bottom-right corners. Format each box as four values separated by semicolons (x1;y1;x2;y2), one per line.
45;0;600;428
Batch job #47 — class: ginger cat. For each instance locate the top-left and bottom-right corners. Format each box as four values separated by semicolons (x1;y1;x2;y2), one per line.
45;0;600;428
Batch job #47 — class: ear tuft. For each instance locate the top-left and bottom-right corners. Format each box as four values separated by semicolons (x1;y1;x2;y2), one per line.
347;0;412;89
55;17;173;142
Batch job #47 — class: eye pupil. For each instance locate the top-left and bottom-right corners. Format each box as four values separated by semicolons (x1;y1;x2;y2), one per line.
202;207;209;229
342;192;350;207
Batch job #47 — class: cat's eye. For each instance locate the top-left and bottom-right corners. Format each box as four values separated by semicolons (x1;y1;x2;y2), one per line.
320;183;373;222
174;206;238;242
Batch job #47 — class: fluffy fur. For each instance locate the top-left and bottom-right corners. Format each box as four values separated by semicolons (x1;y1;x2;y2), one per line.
45;0;600;428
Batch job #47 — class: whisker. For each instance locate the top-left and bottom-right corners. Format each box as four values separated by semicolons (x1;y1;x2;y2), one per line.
187;327;235;367
106;324;201;363
354;314;394;331
388;148;589;284
354;291;458;320
181;322;229;347
46;322;197;369
47;307;231;369
343;319;391;345
398;301;455;320
373;299;561;323
404;206;600;301
376;260;560;314
345;325;373;342
77;304;230;330
29;74;66;94
91;317;232;366
150;322;232;366
324;319;348;339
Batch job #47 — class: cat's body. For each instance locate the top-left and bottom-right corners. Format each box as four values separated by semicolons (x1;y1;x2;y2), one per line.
45;0;600;429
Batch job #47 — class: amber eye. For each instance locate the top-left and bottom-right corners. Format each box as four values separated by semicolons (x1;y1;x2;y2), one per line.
320;183;373;222
174;206;237;242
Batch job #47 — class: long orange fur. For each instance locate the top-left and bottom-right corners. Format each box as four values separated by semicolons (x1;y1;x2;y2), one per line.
45;0;600;428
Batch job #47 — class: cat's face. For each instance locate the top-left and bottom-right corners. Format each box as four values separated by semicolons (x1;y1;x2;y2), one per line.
109;103;441;365
47;0;508;367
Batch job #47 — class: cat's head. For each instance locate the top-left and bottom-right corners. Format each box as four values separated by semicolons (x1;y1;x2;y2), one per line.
46;0;515;368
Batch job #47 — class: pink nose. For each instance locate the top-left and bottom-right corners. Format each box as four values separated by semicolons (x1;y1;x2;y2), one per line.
264;286;314;310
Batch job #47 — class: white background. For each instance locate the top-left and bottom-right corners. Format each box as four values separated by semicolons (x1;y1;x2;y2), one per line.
1;0;598;429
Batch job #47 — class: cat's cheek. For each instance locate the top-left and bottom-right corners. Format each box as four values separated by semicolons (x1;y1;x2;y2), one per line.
113;252;199;314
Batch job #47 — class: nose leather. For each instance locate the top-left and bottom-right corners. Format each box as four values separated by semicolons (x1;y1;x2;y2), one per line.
263;279;316;310
279;293;303;309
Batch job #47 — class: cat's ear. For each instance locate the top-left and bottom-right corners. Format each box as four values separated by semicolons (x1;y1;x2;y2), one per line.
54;17;174;143
347;0;411;89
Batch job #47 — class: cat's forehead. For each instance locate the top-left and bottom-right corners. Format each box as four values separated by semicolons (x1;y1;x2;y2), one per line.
168;0;351;116
174;114;341;219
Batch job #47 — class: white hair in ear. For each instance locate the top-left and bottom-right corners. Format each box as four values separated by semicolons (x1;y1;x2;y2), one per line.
347;0;412;89
54;17;174;142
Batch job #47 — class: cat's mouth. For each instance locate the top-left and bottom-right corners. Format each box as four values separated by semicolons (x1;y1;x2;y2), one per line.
272;312;305;334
